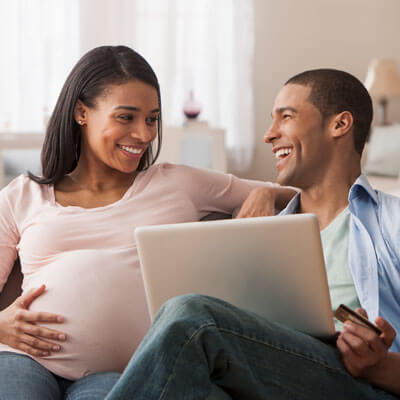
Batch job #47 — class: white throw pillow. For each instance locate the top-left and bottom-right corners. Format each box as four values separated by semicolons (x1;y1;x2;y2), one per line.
363;124;400;177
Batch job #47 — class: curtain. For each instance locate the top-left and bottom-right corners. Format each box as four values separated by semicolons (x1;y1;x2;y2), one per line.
0;0;255;172
0;0;80;132
132;0;255;172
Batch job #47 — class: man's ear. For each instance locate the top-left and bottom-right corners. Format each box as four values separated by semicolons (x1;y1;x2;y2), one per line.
330;111;354;139
73;100;88;125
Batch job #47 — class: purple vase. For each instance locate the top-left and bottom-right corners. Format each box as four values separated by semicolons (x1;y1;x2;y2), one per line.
183;91;202;119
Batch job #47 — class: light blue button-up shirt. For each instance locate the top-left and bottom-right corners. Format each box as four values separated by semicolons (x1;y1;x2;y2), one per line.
280;175;400;351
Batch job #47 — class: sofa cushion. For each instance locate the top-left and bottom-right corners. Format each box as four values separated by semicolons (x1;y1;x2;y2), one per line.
363;124;400;177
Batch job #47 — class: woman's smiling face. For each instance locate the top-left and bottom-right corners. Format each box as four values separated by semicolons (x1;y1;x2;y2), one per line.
76;79;160;175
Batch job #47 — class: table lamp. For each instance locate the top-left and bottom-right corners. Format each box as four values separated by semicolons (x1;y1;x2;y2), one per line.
364;59;400;125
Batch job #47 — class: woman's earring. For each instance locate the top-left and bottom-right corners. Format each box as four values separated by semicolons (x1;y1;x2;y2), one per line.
78;120;84;125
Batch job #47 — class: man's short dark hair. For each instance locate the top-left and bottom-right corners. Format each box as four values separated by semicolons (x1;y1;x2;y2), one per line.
285;69;373;155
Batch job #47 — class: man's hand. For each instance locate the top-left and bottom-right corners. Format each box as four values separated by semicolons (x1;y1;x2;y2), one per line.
336;308;396;378
236;187;276;218
0;284;66;357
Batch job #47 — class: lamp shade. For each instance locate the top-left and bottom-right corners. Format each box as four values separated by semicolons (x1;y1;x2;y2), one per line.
364;59;400;99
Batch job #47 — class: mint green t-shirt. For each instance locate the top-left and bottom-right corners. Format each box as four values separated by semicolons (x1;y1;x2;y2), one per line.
320;207;361;330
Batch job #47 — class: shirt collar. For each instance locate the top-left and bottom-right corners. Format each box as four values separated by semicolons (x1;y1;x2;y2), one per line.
279;174;377;216
280;192;301;215
348;174;378;205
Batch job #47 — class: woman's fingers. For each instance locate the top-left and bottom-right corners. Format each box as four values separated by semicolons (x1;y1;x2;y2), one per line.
17;285;46;308
20;321;66;341
15;309;64;324
19;333;61;353
236;188;275;218
17;341;50;358
6;319;66;357
0;286;66;357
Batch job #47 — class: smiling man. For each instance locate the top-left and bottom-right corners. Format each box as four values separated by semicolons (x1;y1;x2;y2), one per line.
106;70;400;399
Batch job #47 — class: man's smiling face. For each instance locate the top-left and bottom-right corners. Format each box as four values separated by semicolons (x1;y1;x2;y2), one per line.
264;83;332;188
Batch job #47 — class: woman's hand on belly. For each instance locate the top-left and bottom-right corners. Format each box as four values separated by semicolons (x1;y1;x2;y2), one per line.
0;284;66;357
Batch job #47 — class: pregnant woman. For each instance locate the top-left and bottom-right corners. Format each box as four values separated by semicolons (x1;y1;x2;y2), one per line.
0;45;293;399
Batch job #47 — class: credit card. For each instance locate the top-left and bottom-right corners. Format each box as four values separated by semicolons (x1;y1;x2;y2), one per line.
334;304;382;335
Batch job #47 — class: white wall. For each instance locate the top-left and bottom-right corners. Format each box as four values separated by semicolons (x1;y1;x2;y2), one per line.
79;0;138;53
244;0;400;181
78;0;400;181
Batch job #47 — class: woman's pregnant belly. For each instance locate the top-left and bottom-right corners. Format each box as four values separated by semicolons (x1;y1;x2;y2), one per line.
25;249;151;380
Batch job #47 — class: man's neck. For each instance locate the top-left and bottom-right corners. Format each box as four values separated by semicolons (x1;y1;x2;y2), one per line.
298;169;360;230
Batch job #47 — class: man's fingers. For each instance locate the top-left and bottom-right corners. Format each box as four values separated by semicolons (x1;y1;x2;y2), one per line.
340;329;371;357
18;285;46;308
16;309;64;324
343;321;386;355
338;316;394;379
355;308;368;318
336;334;361;376
375;316;396;348
345;311;395;349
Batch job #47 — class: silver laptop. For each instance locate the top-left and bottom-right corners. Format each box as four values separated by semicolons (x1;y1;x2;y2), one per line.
135;214;335;337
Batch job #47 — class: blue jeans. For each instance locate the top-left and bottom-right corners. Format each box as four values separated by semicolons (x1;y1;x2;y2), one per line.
106;294;397;400
0;352;120;399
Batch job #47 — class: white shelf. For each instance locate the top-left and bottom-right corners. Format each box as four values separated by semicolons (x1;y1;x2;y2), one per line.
158;122;227;172
0;133;44;187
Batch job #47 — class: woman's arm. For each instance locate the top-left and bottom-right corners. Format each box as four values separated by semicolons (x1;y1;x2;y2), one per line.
0;179;66;357
169;164;297;218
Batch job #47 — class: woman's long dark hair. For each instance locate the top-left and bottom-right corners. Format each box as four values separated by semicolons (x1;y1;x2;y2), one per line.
29;45;162;185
